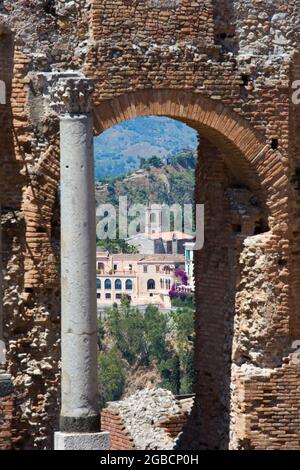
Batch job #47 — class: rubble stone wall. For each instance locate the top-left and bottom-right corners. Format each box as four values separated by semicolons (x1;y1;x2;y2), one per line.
0;0;299;449
101;389;192;450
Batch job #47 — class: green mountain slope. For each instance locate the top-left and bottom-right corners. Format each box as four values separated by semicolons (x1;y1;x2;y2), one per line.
95;150;196;210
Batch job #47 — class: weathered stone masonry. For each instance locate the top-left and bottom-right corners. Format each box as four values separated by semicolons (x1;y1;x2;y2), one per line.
0;0;300;449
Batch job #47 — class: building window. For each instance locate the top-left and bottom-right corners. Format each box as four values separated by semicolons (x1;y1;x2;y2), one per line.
105;279;112;290
105;293;111;299
116;293;122;300
115;279;122;290
160;278;164;289
150;213;156;223
143;265;148;273
97;278;101;290
129;264;133;271
97;293;101;299
97;262;104;273
147;279;156;290
126;279;133;290
166;279;171;290
113;264;118;271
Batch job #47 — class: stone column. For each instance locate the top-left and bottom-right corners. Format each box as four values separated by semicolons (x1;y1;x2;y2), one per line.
46;74;109;450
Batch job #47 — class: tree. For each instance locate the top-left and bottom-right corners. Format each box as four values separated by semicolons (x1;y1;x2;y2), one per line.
106;299;147;365
98;347;126;407
148;156;164;168
171;307;195;394
139;155;164;170
144;305;168;363
159;354;181;395
171;307;194;349
180;349;194;394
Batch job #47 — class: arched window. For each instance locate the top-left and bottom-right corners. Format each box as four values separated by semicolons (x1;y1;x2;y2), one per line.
147;279;156;290
125;279;133;290
115;279;122;290
96;278;101;290
105;279;111;290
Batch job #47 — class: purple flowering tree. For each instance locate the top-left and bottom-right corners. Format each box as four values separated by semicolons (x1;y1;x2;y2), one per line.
169;269;189;300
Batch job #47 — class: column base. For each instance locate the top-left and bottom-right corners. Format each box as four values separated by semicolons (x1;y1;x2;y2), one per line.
60;414;100;433
54;431;110;450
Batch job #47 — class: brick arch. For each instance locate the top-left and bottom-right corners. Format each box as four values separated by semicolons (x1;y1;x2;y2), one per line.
93;89;294;450
93;89;289;226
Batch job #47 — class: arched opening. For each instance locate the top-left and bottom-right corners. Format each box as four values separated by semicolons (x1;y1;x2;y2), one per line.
147;279;156;291
115;279;122;290
104;279;111;290
95;113;197;427
93;90;288;450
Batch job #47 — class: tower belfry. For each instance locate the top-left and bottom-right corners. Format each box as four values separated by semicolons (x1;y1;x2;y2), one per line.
145;204;163;236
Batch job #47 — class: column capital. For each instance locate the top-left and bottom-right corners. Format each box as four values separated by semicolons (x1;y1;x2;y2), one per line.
37;72;94;116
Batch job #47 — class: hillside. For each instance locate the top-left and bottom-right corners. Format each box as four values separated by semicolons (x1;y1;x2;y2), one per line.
94;116;198;179
95;149;197;210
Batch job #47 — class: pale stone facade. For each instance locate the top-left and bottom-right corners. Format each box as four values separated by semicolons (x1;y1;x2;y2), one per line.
96;250;185;309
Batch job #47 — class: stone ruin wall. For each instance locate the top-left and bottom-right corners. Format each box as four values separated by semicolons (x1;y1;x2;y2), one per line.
0;0;299;449
101;388;193;450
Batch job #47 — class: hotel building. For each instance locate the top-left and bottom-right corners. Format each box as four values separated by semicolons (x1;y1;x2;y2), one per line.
96;249;185;309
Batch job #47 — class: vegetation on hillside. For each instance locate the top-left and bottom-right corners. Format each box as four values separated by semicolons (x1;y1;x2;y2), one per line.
96;149;196;207
98;297;195;407
95;149;196;253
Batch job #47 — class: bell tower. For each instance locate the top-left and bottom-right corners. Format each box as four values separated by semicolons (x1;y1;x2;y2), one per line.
145;204;163;236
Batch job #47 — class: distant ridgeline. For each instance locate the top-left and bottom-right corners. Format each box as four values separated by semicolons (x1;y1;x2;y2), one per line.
95;149;197;209
93;116;198;179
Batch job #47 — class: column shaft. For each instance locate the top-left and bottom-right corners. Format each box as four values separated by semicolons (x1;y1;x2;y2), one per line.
60;113;99;432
